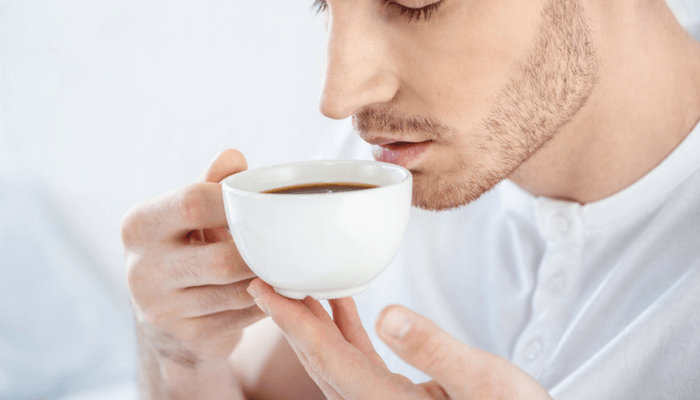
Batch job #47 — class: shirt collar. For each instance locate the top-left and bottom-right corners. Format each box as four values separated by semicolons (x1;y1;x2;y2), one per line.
499;119;700;230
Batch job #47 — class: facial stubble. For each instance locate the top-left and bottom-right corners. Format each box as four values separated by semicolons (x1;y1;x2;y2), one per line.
356;0;599;211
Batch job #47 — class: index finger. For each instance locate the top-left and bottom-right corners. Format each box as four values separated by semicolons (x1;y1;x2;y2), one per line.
329;298;387;368
122;182;228;247
200;149;248;184
247;279;414;398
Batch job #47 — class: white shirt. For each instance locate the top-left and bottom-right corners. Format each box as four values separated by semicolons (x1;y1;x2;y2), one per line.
314;118;700;399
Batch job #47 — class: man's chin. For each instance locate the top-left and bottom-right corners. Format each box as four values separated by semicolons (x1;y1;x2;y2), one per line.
410;169;505;211
409;172;469;212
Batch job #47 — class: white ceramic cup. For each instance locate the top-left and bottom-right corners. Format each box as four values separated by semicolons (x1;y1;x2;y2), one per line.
221;160;412;299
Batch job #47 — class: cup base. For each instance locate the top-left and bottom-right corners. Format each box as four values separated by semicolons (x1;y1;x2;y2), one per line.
274;284;371;300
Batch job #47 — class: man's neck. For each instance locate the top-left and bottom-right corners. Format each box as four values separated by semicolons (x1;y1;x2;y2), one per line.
509;0;700;204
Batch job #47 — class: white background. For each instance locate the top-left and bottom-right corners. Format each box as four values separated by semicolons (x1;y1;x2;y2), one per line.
0;0;698;309
0;2;698;398
0;0;344;306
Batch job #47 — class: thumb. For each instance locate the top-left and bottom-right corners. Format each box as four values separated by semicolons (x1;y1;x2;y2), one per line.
197;149;247;243
200;149;248;183
377;306;554;399
375;306;490;395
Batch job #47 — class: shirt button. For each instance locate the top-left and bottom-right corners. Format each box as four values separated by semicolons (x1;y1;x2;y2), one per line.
550;213;570;235
523;338;544;361
548;271;567;294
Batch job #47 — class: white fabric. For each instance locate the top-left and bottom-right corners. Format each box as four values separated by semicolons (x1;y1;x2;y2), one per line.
57;380;138;400
667;0;700;34
314;118;700;399
0;175;137;400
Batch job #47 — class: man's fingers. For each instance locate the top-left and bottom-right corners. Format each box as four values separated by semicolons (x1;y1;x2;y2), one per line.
201;149;248;184
302;296;336;329
247;279;403;398
417;380;450;400
188;306;267;336
192;149;246;244
177;279;258;318
246;279;340;345
142;280;257;323
181;306;268;359
201;226;232;243
168;240;254;287
376;305;489;395
329;298;387;368
285;338;345;400
376;306;554;400
122;182;229;247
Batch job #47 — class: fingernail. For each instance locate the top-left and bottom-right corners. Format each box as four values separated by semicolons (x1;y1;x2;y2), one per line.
246;283;261;298
246;284;268;315
382;309;412;339
254;298;269;315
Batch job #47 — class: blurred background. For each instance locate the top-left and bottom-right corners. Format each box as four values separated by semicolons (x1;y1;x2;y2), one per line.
0;1;698;399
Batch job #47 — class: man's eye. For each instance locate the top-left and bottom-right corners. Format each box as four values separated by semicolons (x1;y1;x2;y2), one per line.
388;0;444;22
311;0;444;22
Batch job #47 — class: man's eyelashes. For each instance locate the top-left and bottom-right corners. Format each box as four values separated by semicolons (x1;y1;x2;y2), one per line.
312;0;444;22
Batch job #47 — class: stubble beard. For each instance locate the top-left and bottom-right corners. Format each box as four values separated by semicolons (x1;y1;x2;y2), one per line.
411;0;599;211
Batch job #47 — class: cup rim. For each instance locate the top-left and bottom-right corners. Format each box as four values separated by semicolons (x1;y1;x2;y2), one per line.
221;159;411;198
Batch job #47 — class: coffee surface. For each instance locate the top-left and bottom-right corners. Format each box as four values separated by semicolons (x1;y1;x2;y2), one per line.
263;182;379;194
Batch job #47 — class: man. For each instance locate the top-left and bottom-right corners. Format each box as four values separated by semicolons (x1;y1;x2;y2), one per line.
122;0;700;398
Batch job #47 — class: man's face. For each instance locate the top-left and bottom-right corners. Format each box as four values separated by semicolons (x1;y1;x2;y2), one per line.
317;0;598;210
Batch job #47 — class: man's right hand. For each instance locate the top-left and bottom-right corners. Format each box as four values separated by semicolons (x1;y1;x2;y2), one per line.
121;149;267;395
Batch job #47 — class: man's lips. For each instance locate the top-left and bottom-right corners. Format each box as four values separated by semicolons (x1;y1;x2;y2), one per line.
370;139;433;168
378;141;427;151
362;136;427;146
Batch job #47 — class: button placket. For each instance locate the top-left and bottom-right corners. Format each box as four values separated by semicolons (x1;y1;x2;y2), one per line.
512;199;585;379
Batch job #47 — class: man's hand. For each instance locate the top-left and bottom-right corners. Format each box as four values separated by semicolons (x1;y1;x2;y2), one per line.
121;150;267;398
247;278;553;400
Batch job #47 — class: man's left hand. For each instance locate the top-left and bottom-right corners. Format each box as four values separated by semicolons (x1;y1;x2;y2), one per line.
246;278;553;400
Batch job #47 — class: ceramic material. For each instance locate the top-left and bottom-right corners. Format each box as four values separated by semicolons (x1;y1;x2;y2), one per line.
221;160;412;299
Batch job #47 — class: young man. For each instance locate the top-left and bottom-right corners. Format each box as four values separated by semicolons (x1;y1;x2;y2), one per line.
122;0;700;398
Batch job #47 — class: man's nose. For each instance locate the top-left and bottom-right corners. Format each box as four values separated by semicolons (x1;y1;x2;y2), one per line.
319;10;400;120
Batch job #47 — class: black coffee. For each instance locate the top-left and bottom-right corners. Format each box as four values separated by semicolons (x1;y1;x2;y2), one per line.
263;182;379;194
